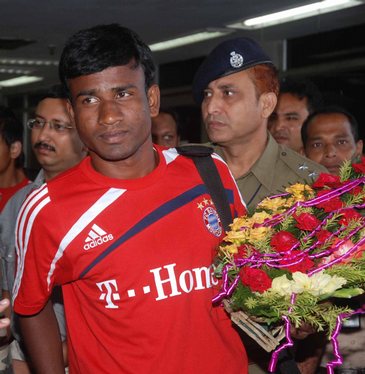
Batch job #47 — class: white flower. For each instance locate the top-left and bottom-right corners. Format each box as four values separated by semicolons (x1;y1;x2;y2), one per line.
270;274;295;296
291;271;347;297
269;271;347;297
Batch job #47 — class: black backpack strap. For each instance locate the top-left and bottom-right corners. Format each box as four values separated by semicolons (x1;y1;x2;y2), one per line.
176;145;232;231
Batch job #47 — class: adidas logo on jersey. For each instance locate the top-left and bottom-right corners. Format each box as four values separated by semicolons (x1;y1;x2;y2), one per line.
84;224;114;250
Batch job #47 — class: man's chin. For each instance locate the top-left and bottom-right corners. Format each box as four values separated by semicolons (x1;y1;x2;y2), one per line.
273;136;289;146
327;166;340;175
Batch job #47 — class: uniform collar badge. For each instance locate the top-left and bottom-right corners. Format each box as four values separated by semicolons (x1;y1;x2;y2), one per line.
298;163;309;171
308;171;319;179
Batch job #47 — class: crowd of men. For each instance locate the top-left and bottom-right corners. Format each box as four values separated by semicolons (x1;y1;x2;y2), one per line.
0;23;363;374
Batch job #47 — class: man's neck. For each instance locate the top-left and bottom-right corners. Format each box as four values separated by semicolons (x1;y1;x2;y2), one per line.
218;132;268;179
0;167;26;188
90;146;158;180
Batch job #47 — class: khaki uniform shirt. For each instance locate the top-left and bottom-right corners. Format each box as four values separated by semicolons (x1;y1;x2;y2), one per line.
214;133;327;211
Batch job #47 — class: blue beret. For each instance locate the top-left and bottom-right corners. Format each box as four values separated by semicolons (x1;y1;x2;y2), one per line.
192;37;273;104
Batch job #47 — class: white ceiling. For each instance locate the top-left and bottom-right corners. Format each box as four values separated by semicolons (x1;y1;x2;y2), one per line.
1;0;365;95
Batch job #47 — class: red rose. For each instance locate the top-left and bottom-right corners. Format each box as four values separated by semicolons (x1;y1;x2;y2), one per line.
294;212;321;231
240;267;272;293
315;190;343;212
350;186;363;196
270;231;299;252
233;244;248;261
352;157;365;174
279;250;314;273
316;230;332;244
312;173;341;189
339;209;362;226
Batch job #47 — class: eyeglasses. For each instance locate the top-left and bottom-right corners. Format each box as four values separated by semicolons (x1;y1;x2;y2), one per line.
27;118;74;133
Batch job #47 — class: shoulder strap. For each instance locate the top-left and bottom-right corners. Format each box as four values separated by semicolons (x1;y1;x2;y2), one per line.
176;145;232;231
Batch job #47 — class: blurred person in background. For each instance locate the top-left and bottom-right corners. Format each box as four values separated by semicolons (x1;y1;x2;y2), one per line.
301;106;364;373
0;85;86;373
0;106;30;212
268;77;322;154
301;106;363;175
151;108;180;147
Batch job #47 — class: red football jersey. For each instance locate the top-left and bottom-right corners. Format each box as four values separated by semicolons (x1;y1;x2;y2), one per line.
14;146;248;373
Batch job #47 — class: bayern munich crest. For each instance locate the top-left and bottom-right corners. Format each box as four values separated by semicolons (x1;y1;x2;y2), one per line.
229;51;244;68
202;206;222;237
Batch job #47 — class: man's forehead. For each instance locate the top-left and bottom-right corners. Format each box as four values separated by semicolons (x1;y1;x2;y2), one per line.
207;69;250;88
68;64;144;95
36;98;68;112
309;116;352;135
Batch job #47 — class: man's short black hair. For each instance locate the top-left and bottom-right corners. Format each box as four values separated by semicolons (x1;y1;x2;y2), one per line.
0;105;25;168
59;23;156;95
301;105;360;146
280;77;323;114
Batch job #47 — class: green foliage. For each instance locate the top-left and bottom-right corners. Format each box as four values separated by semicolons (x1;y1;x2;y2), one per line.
229;288;354;336
339;160;353;182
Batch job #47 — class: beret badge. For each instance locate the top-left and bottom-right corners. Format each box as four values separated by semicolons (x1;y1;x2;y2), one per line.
229;51;244;68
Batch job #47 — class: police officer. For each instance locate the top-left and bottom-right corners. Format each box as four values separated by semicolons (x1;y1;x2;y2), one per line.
193;37;327;373
193;37;326;212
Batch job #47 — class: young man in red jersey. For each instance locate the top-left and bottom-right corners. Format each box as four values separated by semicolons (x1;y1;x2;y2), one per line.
13;24;248;373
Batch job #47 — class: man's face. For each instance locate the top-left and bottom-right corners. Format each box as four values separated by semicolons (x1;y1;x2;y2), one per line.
151;112;179;147
201;69;272;146
68;63;159;172
31;98;85;177
304;113;363;175
268;93;309;153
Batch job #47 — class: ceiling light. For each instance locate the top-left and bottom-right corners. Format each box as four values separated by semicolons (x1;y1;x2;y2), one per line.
0;68;31;75
0;58;58;66
149;29;234;52
227;0;364;29
0;76;43;87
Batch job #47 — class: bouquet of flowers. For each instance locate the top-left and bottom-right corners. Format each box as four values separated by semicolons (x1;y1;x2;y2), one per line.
214;159;365;372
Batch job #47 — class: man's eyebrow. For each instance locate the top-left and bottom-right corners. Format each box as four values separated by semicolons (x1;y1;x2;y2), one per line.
75;84;136;99
217;83;236;90
34;113;45;119
75;89;96;99
112;84;135;92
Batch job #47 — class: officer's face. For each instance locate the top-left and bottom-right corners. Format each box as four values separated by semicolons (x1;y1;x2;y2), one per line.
304;113;363;175
201;69;273;146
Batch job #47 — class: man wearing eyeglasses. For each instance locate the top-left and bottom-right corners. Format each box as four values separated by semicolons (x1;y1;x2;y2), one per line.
0;85;86;373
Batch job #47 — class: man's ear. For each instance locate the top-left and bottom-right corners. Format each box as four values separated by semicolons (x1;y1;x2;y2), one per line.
260;92;277;119
66;100;75;122
355;139;363;158
10;141;22;160
147;84;160;118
